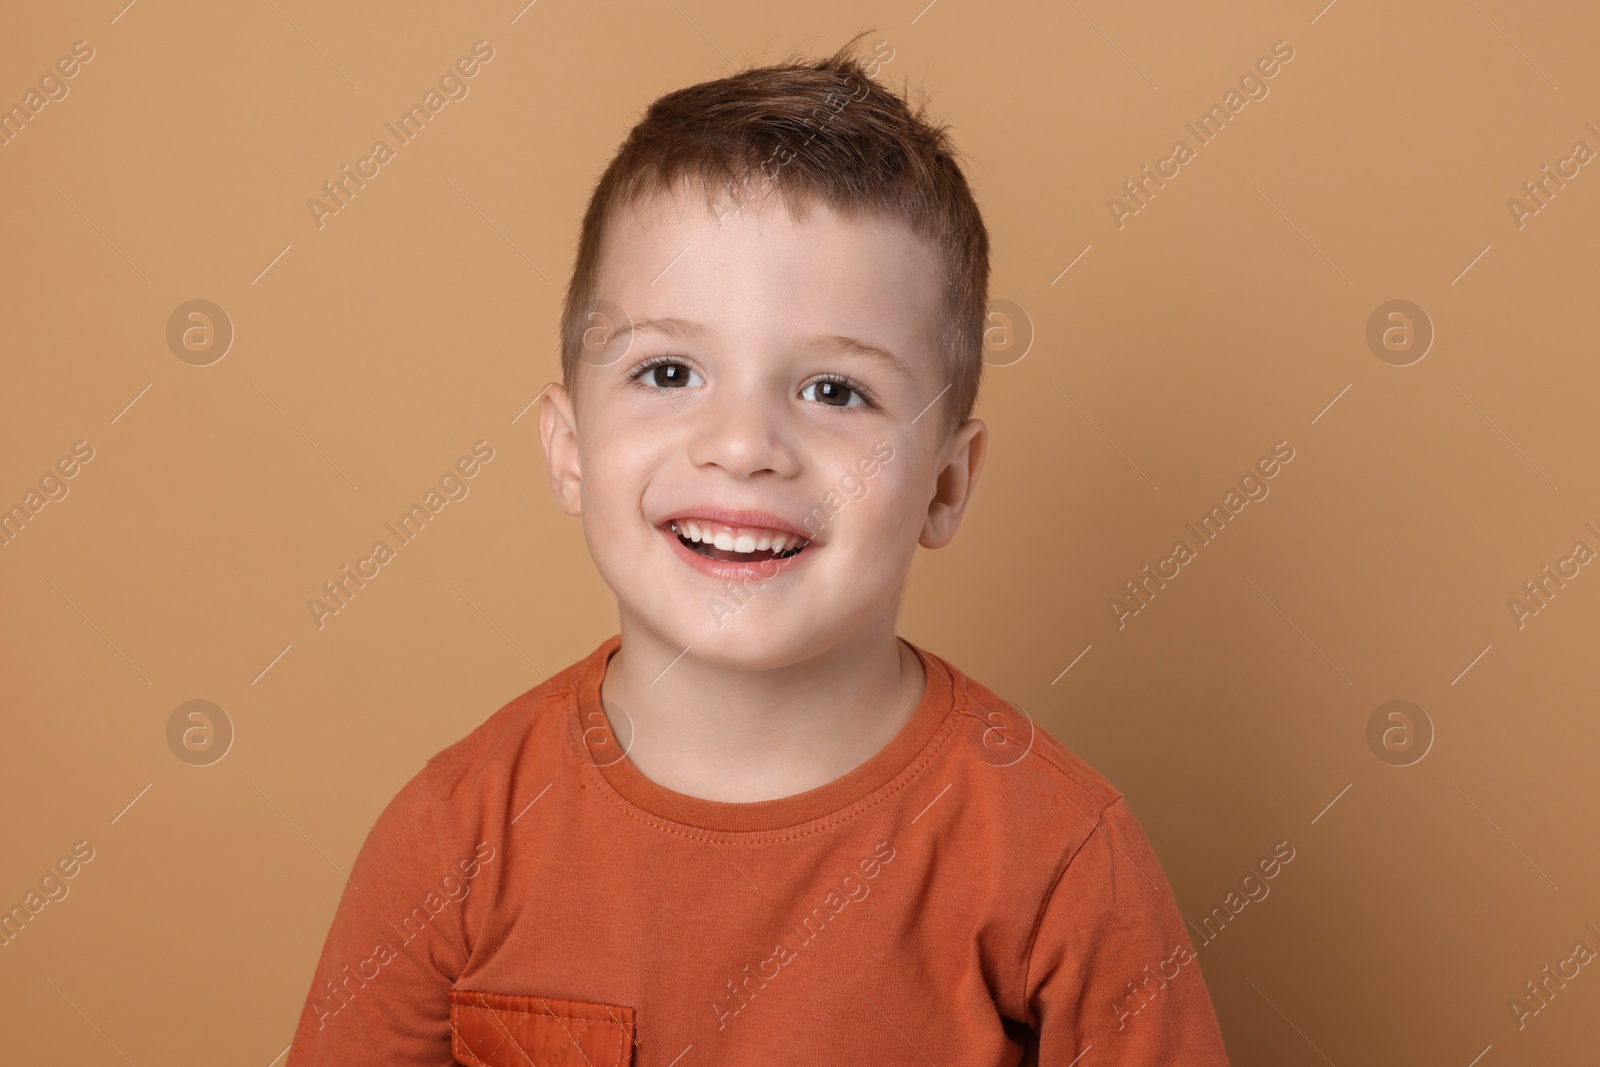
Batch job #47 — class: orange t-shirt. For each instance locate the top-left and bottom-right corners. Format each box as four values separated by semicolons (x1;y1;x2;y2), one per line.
286;636;1231;1065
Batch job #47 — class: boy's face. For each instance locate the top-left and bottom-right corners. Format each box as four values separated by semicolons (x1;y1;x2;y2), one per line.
540;181;985;670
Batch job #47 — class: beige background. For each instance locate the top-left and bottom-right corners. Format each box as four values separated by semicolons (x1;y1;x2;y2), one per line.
3;0;1598;1063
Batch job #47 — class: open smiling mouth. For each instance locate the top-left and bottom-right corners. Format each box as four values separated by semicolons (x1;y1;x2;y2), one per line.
667;519;810;563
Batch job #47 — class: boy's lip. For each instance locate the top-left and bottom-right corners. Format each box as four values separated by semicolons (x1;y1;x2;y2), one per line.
658;522;815;581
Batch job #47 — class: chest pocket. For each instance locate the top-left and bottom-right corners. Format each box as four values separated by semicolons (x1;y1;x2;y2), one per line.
450;989;637;1066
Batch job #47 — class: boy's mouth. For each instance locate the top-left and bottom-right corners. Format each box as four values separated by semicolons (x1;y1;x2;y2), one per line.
666;518;810;564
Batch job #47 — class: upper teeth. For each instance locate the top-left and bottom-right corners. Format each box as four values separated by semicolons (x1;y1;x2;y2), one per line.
671;519;804;553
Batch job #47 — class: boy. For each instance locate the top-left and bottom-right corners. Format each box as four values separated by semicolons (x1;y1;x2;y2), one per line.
288;34;1230;1065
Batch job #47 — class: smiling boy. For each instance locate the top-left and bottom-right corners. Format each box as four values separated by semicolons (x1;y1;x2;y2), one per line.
288;34;1230;1066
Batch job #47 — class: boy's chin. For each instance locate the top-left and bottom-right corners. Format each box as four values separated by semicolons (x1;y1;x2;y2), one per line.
653;612;843;672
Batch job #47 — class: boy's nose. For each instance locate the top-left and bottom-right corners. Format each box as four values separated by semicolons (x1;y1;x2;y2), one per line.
681;389;801;480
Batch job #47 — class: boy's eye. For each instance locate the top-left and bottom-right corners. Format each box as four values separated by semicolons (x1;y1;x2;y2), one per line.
801;378;867;408
633;359;704;389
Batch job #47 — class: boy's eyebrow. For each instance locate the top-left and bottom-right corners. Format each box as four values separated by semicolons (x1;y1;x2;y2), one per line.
799;334;914;380
617;317;914;380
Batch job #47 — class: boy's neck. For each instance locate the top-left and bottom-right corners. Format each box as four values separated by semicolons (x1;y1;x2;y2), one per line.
597;619;927;804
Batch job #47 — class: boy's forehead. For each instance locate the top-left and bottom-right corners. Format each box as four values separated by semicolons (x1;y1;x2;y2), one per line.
593;184;945;361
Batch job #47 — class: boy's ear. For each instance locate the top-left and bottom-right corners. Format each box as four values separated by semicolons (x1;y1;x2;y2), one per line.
920;417;987;549
538;383;583;517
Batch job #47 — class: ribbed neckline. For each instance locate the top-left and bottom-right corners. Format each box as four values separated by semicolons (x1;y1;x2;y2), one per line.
567;634;960;834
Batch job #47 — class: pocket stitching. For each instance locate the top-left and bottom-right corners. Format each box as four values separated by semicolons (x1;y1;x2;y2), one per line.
451;991;634;1067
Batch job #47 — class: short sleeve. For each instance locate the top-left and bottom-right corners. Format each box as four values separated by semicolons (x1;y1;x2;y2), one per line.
1024;797;1231;1065
285;763;467;1066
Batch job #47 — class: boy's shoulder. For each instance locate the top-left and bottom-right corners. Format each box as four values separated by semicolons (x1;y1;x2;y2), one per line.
413;648;596;799
940;650;1128;832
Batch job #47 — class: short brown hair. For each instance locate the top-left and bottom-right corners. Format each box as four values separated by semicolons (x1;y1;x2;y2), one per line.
559;30;990;435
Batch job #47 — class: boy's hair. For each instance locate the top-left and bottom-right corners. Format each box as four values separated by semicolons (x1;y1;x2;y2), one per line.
559;30;990;436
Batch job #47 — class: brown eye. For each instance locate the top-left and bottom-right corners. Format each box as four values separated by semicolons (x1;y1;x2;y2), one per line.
631;359;704;388
802;378;865;407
